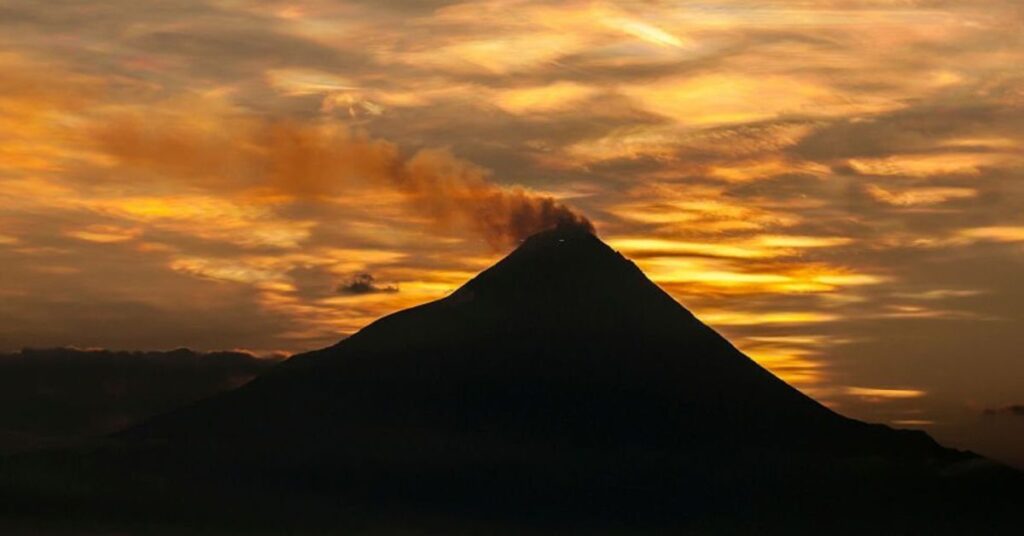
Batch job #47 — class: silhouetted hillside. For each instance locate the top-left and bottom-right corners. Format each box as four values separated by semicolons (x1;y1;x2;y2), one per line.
2;227;1021;534
0;348;280;453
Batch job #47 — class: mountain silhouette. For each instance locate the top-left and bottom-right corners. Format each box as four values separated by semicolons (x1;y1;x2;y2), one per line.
123;226;950;457
2;226;1021;534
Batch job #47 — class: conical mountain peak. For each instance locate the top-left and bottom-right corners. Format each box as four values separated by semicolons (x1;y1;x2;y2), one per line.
472;225;624;281
510;223;611;258
454;225;664;311
82;225;1020;533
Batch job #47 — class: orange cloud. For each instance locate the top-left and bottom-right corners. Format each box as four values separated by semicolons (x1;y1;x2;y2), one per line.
865;185;977;206
956;227;1024;243
609;235;852;260
65;225;143;244
845;387;926;400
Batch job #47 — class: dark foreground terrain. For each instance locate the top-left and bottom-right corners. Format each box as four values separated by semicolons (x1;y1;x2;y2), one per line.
3;227;1022;534
0;348;280;455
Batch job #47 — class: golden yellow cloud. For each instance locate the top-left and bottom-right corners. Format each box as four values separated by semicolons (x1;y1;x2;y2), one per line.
65;225;143;244
845;386;926;400
492;82;598;114
956;227;1024;243
849;153;1011;177
866;185;977;206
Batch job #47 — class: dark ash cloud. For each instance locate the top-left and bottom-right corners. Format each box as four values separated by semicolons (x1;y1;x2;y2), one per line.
337;273;399;295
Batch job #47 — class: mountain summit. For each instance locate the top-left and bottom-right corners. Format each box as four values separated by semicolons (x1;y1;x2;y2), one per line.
123;226;859;451
4;227;1021;533
125;226;937;456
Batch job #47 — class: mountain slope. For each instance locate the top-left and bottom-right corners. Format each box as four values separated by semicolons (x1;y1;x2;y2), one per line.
125;227;945;457
3;226;1021;533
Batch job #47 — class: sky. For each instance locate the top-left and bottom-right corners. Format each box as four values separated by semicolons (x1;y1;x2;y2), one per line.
0;0;1022;467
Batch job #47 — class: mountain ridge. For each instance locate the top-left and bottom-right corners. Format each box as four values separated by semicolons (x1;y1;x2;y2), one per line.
121;226;975;474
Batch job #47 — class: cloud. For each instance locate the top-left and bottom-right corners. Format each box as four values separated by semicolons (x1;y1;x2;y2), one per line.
984;405;1024;417
956;227;1024;244
865;185;977;206
65;224;143;244
337;273;399;295
845;386;926;400
788;103;1024;163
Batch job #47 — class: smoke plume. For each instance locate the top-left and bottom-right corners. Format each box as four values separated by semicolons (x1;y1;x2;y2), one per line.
96;110;593;248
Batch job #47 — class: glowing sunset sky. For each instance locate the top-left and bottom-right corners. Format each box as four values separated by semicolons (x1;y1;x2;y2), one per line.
0;0;1022;466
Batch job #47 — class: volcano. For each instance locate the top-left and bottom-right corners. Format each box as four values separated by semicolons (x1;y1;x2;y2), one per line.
3;226;1021;533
